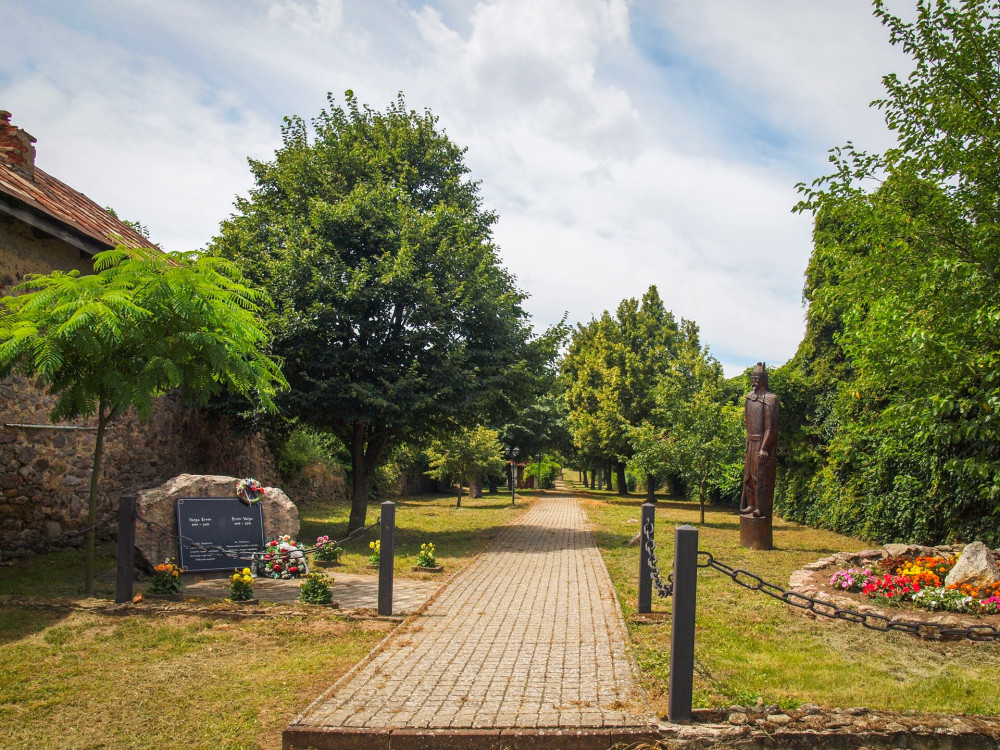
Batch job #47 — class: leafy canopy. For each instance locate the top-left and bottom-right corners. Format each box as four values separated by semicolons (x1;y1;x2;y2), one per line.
0;246;285;421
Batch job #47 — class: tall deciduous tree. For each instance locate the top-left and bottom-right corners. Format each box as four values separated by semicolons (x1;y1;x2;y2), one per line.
562;286;679;496
631;323;742;523
0;246;285;593
212;92;533;531
425;425;505;507
786;0;1000;544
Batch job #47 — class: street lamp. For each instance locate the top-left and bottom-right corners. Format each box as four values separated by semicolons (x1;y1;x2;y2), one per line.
505;446;519;505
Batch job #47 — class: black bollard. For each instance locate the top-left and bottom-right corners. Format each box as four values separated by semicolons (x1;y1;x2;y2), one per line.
378;501;395;616
668;524;698;723
638;502;655;614
114;495;137;604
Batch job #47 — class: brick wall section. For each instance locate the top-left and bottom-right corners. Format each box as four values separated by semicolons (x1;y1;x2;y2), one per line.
0;214;93;294
0;378;280;554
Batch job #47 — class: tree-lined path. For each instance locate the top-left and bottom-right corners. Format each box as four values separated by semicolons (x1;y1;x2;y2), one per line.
283;488;659;749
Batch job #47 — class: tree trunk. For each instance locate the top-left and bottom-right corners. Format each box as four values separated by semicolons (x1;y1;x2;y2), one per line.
604;464;613;491
581;468;588;486
347;423;387;532
456;481;463;508
646;472;656;503
84;400;110;596
699;477;707;524
596;467;603;491
616;461;628;497
488;475;499;494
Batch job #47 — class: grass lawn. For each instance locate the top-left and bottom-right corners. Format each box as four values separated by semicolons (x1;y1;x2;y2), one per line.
571;476;1000;718
0;488;533;749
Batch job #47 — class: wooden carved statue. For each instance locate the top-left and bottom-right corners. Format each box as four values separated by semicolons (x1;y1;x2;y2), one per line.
739;363;779;549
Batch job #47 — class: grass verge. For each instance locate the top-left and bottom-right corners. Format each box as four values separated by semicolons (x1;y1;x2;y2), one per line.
573;477;1000;717
0;488;533;749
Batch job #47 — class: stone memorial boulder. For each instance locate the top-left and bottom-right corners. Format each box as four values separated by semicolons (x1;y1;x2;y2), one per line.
134;473;299;572
944;541;1000;591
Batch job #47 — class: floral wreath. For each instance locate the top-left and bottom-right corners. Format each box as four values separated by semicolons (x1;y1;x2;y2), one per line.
236;477;264;505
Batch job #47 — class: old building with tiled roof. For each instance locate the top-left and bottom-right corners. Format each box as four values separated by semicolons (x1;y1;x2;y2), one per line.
0;110;158;296
0;111;282;562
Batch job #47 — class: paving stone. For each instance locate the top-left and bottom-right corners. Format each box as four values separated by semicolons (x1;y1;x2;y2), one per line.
285;492;657;748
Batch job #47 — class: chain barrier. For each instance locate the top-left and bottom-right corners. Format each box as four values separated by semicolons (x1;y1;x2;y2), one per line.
642;520;674;598
696;550;1000;643
134;510;381;569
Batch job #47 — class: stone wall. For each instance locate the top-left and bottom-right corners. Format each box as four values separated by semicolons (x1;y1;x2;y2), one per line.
0;377;279;558
0;214;93;295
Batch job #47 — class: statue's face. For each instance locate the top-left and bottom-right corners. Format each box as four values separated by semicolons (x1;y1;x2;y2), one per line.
751;372;761;390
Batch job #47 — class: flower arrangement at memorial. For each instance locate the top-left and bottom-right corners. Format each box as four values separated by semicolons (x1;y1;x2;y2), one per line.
298;571;334;605
368;539;380;566
235;477;265;505
415;542;437;568
229;568;254;602
149;557;183;595
313;535;343;563
829;553;1000;615
259;535;309;579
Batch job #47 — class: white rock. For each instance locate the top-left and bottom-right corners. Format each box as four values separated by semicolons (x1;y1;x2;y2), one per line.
944;542;1000;591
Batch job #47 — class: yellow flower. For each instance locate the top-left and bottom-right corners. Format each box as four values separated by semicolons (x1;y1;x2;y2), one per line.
242;568;251;575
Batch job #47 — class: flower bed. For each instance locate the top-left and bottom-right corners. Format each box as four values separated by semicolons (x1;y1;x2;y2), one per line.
789;544;1000;630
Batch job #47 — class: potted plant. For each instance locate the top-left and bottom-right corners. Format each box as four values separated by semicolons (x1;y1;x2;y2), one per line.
298;571;335;606
147;558;183;600
412;542;443;573
228;567;257;604
312;535;343;569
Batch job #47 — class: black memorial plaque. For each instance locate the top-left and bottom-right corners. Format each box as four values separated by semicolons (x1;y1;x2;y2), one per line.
176;497;265;572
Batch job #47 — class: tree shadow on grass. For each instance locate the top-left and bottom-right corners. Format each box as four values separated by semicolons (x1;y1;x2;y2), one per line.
0;606;70;646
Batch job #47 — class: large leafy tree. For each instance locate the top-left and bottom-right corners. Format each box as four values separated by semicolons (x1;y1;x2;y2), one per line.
787;0;1000;544
0;246;285;593
562;286;679;495
425;425;505;507
631;323;742;522
212;92;533;531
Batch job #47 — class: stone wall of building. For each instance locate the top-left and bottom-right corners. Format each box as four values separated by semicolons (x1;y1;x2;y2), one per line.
0;377;279;557
0;214;93;295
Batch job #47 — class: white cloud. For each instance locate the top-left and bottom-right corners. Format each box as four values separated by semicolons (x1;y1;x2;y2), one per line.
0;0;907;374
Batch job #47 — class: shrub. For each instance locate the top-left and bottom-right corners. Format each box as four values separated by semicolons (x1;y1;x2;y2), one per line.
229;568;254;602
298;572;333;605
415;542;437;568
149;558;182;595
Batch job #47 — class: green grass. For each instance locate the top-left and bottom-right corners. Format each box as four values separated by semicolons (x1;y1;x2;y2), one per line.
0;488;534;749
298;490;535;577
572;476;1000;717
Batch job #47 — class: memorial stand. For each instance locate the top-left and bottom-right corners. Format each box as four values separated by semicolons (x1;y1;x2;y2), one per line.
739;515;772;551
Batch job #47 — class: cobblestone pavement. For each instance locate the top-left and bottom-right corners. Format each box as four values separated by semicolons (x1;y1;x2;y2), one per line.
285;491;655;748
183;572;441;614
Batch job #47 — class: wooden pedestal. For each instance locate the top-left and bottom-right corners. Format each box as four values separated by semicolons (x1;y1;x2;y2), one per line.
739;515;773;551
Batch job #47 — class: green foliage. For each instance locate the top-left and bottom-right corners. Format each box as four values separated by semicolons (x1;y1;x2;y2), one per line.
274;425;346;478
425;425;505;504
562;286;680;492
297;572;334;605
0;245;285;592
522;454;561;489
630;323;743;520
212;91;534;530
786;0;1000;546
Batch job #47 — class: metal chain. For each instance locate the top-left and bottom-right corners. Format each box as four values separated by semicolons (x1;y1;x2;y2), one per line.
696;550;1000;642
642;520;674;598
134;511;381;566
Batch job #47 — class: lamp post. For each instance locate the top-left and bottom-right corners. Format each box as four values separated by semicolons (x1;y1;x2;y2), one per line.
536;452;544;490
505;446;519;505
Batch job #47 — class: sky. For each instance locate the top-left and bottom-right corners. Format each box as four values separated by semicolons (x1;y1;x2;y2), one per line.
0;0;912;375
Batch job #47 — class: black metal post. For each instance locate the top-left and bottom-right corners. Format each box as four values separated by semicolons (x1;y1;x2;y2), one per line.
638;502;655;614
668;524;698;723
114;495;137;604
510;460;516;505
378;501;395;616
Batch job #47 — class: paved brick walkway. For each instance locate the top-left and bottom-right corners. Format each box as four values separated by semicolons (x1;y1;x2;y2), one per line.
284;492;657;749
